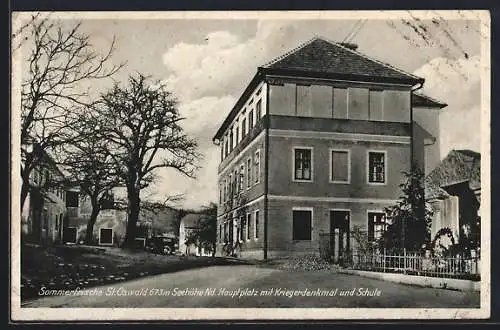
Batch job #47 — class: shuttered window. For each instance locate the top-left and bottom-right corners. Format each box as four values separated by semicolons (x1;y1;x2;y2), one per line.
331;150;350;183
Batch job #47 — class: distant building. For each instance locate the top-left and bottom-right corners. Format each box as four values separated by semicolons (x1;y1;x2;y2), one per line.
425;149;481;247
63;188;181;247
212;37;447;260
179;213;212;256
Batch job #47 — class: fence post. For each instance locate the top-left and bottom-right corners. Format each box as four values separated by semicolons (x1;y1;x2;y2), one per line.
403;248;407;274
383;248;386;273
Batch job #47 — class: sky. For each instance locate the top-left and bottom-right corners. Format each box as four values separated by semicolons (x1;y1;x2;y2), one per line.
17;13;485;209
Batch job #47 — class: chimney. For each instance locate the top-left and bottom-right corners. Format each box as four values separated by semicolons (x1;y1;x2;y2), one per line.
339;42;358;51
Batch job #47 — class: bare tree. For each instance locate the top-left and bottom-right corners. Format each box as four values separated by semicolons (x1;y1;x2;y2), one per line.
58;113;122;245
19;15;123;210
96;74;199;247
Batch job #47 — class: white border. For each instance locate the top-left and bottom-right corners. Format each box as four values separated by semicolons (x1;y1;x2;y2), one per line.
10;10;490;321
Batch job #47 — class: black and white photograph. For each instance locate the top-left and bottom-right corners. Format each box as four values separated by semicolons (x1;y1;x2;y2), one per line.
10;10;490;320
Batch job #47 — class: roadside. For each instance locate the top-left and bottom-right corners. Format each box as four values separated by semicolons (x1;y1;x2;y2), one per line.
22;264;480;308
21;243;249;302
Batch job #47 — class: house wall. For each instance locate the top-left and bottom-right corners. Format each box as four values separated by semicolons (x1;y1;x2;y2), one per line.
219;81;268;164
430;196;460;242
216;198;265;259
413;106;441;175
217;130;266;217
266;198;396;257
267;133;411;200
21;164;67;244
267;80;411;123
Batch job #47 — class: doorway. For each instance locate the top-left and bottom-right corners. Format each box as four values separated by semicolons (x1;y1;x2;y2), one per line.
330;210;350;265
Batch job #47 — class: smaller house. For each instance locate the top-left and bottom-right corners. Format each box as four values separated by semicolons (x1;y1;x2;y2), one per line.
179;213;212;256
425;149;481;252
64;188;180;247
21;145;67;245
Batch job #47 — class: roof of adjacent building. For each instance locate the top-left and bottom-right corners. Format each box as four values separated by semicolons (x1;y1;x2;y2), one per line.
262;37;424;83
425;149;481;200
413;93;448;109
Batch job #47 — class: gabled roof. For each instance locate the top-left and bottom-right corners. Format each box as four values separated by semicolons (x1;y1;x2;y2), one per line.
213;37;430;141
262;37;424;84
413;93;447;109
425;149;481;200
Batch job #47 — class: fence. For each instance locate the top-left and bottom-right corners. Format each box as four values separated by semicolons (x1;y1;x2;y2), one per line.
347;250;481;281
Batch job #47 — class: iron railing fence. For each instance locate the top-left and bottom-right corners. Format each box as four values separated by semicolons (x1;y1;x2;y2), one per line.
346;250;480;281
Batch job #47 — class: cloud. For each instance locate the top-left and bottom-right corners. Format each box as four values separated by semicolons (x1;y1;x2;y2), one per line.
155;21;303;208
149;96;235;209
162;21;300;102
413;55;481;158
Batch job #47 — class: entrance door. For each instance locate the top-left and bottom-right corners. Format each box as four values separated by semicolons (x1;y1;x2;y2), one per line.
330;210;350;264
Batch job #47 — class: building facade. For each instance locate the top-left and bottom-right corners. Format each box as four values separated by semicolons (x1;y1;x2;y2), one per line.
425;149;481;252
21;146;67;245
212;37;446;260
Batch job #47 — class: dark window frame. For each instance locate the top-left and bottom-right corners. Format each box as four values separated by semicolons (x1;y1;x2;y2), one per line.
292;209;312;241
294;148;313;181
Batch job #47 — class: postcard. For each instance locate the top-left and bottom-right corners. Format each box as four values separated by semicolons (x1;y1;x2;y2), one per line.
10;10;490;321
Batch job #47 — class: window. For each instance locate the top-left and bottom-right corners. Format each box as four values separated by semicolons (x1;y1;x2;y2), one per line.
254;150;261;183
240;217;245;241
368;151;386;184
246;213;251;240
239;164;245;192
99;228;113;245
256;99;262;120
219;186;222;204
235;125;240;145
224;135;229;157
223;179;226;202
241;118;246;139
220;143;224;161
249;109;254;129
330;149;350;183
228;174;232;198
294;148;312;181
219;224;222;243
255;210;260;239
247;158;252;188
233;170;238;196
293;209;312;240
223;222;228;243
229;129;234;152
368;212;387;242
66;191;79;207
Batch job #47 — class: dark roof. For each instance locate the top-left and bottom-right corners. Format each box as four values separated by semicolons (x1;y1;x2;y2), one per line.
413;93;447;109
213;37;427;141
425;149;481;200
263;37;424;84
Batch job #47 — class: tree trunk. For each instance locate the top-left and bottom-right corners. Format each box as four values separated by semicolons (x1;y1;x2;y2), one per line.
21;180;29;212
85;202;100;245
123;186;140;248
